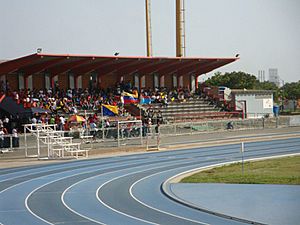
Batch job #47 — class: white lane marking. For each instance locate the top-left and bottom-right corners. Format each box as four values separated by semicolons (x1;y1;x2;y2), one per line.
25;188;54;225
24;169;110;225
0;158;124;183
95;160;207;225
96;170;163;225
25;158;173;225
127;153;300;225
60;168;145;224
61;162;171;224
24;161;142;225
93;152;300;225
2;156;172;225
0;155;151;194
129;173;210;225
62;159;196;225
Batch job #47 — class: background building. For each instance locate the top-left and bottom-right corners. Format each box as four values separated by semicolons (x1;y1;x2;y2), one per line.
258;70;266;82
269;68;281;87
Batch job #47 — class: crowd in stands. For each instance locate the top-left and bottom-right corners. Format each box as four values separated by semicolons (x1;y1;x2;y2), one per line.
140;86;193;106
0;81;198;142
2;82;195;115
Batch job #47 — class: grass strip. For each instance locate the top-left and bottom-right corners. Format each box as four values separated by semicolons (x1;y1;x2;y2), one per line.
181;155;300;185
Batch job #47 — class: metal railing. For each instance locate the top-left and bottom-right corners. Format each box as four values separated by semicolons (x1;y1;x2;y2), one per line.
1;115;298;157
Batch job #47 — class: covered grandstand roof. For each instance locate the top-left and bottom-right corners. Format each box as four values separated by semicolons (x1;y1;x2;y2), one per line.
0;53;238;76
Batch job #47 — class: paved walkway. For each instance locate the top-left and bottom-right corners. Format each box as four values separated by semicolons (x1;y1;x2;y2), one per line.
169;183;300;225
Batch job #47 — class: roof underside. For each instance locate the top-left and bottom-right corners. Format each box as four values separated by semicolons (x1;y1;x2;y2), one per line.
0;53;238;77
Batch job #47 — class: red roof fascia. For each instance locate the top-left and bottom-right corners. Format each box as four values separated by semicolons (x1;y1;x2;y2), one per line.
176;59;217;76
0;54;39;75
156;60;196;75
0;53;239;77
116;60;150;75
71;58;115;75
175;60;206;75
48;58;91;77
96;59;135;75
197;59;235;75
134;59;172;74
37;53;239;63
22;58;66;76
152;60;182;74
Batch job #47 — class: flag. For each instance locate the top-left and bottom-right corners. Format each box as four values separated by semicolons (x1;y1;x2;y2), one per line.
102;104;118;116
140;96;151;104
123;92;139;104
0;94;5;103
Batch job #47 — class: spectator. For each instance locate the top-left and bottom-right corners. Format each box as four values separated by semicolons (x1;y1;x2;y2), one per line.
58;115;65;131
12;128;19;147
0;127;4;148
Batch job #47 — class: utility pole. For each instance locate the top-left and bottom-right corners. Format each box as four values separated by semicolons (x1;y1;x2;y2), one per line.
176;0;186;57
145;0;152;57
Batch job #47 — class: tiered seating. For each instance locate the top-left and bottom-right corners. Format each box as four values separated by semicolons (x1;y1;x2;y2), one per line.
142;97;236;123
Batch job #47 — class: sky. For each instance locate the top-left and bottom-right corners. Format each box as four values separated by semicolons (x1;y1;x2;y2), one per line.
0;0;299;82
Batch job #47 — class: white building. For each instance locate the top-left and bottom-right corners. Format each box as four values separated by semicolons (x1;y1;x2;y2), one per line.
258;70;265;82
269;68;281;87
230;90;274;118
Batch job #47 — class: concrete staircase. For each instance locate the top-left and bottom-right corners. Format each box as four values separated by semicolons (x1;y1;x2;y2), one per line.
142;98;235;123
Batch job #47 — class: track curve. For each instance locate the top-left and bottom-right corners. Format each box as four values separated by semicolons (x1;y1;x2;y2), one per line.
0;136;299;225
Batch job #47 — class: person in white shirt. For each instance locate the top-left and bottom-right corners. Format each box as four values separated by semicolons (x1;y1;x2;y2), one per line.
59;116;65;131
0;127;5;148
12;128;19;147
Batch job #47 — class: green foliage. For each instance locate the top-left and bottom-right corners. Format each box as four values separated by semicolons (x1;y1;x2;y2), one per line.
205;71;299;101
206;71;258;89
282;81;300;100
254;81;280;101
254;81;278;90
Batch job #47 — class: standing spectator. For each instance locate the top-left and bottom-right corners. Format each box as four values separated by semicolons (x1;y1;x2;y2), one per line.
31;116;37;130
49;116;55;125
0;127;5;148
12;128;19;147
59;115;65;131
155;121;160;134
31;116;37;124
3;116;9;129
157;110;163;124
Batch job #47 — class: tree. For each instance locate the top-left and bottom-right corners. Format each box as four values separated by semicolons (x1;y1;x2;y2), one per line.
282;81;300;100
254;81;278;90
206;71;258;89
255;81;279;101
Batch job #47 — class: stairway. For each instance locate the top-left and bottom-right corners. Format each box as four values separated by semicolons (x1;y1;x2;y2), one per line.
142;97;235;123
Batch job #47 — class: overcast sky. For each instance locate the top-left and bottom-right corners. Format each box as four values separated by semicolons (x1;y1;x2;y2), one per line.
1;0;299;82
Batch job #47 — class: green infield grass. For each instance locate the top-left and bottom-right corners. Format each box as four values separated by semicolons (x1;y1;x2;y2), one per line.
181;155;300;185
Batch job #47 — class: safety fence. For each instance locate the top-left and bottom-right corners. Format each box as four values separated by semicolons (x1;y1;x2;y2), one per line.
0;115;298;158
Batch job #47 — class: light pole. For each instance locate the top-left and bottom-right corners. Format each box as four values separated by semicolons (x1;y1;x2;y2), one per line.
280;79;285;112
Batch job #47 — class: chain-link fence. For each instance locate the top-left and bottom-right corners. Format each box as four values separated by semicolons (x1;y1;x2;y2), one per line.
0;115;298;158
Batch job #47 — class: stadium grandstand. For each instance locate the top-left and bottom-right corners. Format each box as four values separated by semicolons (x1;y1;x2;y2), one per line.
0;53;239;132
